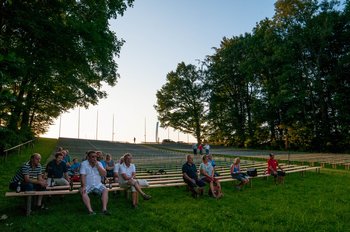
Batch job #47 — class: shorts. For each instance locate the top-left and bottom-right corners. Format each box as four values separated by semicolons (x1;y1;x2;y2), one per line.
201;176;218;183
231;173;249;182
119;178;137;192
85;184;106;196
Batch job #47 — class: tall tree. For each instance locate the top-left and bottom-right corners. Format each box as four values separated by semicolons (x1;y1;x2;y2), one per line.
154;62;207;143
0;0;134;144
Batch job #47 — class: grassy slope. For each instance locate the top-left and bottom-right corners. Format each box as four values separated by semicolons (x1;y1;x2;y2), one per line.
0;138;350;231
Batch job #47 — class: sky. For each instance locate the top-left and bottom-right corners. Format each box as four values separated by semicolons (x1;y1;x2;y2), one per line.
43;0;277;143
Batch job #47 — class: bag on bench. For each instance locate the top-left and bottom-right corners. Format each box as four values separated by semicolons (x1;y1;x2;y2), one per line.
247;168;257;177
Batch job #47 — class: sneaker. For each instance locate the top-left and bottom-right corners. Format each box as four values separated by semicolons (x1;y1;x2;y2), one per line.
102;210;111;216
143;194;152;200
88;211;96;216
36;204;49;210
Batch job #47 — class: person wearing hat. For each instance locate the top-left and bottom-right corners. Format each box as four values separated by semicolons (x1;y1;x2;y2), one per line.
267;153;285;184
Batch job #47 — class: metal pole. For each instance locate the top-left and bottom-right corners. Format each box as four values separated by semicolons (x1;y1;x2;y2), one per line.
78;107;80;139
112;114;114;142
59;115;62;138
96;110;99;140
144;117;146;143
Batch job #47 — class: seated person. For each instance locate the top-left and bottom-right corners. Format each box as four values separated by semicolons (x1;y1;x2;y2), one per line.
69;158;80;176
267;153;285;184
230;157;249;190
9;153;47;209
62;149;71;168
113;156;124;183
80;150;111;215
119;153;151;208
105;154;115;178
69;158;81;182
199;155;223;198
45;152;70;186
207;154;219;176
182;154;206;198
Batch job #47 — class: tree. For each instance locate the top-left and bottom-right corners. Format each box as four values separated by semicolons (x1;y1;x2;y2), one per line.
154;62;207;143
0;0;134;146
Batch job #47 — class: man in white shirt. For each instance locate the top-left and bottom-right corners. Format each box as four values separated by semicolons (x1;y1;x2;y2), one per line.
119;153;151;208
80;150;110;215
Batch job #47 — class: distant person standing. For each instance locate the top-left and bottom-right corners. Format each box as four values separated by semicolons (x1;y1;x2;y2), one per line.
198;143;203;156
134;137;136;143
204;143;210;155
192;143;198;155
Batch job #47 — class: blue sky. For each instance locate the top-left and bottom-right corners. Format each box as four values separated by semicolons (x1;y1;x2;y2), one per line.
43;0;277;143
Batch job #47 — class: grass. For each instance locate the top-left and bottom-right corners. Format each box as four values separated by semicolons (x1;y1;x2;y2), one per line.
1;138;350;231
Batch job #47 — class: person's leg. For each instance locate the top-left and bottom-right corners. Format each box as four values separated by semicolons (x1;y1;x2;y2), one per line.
81;192;93;213
209;181;217;197
101;188;109;211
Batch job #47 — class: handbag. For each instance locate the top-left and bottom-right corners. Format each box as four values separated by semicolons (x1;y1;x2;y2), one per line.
246;168;257;177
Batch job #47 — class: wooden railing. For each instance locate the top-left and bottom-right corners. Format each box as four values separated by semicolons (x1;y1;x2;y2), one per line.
2;138;36;161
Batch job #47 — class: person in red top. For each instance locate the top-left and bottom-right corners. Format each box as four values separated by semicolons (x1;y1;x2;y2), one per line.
267;153;285;184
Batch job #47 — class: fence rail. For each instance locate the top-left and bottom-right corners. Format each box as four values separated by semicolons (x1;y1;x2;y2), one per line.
2;139;36;161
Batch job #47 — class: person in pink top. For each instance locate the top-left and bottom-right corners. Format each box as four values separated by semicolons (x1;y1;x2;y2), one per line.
267;153;285;184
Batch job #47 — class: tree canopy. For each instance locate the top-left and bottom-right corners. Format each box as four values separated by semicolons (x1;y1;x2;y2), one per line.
0;0;134;149
155;0;350;152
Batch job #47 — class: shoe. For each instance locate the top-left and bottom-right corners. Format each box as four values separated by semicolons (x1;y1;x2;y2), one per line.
88;211;96;215
102;210;111;216
143;194;152;200
191;192;198;198
36;204;49;210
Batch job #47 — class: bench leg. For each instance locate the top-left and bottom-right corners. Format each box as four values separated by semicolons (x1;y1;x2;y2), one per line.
26;196;32;216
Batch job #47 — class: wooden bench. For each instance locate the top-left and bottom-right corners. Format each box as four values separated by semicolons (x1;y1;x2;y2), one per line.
5;162;321;215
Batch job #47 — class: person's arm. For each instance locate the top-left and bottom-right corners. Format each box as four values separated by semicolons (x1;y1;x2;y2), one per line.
64;172;70;182
80;174;87;194
96;162;106;177
183;172;196;184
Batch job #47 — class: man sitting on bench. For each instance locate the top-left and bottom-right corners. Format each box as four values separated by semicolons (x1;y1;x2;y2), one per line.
119;153;152;209
267;153;285;184
9;153;48;209
80;150;111;215
182;154;206;198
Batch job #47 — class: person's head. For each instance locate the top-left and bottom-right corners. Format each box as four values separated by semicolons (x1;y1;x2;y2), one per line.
30;153;41;166
96;151;102;161
87;150;97;165
119;155;124;164
186;154;194;164
202;155;208;163
269;153;275;159
123;153;132;165
73;158;78;163
105;154;111;161
57;147;63;151
234;157;240;164
55;152;64;163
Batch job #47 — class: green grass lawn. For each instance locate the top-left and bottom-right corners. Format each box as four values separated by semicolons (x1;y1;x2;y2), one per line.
1;138;350;231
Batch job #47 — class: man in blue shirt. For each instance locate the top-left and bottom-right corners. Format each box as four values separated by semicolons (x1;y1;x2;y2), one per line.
182;155;205;198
